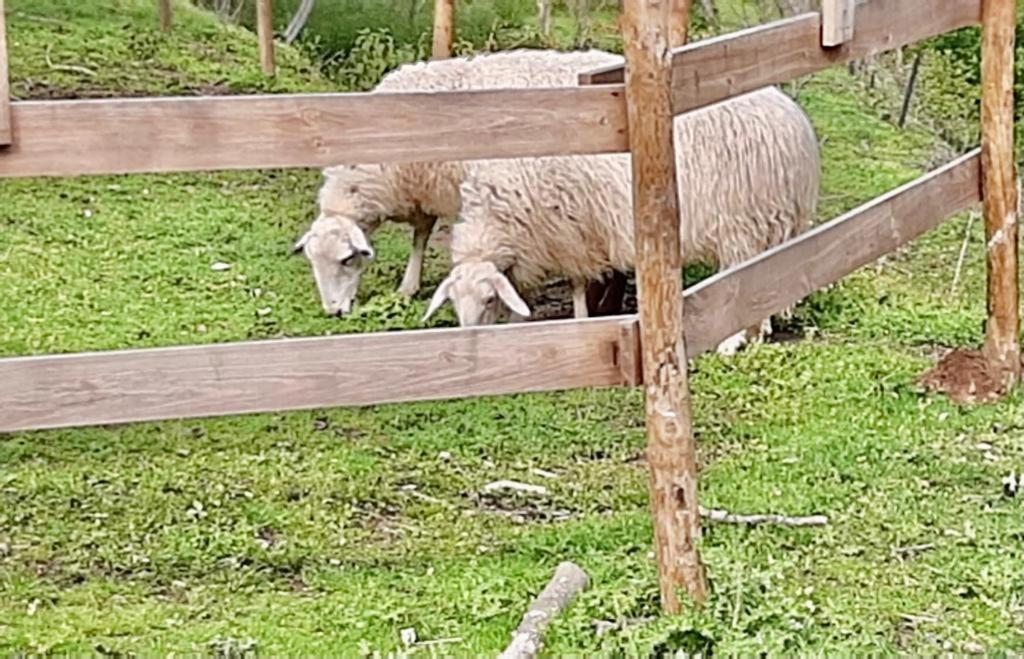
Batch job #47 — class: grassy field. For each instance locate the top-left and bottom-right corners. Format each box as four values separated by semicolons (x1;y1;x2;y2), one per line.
2;0;1024;654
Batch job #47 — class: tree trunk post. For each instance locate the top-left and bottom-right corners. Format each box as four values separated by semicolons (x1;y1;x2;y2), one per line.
256;0;276;76
669;0;692;47
158;0;172;32
432;0;455;59
981;0;1020;390
0;0;11;146
621;0;707;613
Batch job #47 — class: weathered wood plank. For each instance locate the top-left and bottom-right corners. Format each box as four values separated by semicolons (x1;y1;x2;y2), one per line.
432;0;455;59
622;0;707;612
822;0;856;46
0;0;11;146
0;317;638;433
0;86;628;177
980;0;1020;388
256;0;275;76
579;0;981;116
683;151;983;357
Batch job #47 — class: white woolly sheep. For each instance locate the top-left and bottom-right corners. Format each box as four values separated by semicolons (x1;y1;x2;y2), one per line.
423;86;821;355
293;48;624;316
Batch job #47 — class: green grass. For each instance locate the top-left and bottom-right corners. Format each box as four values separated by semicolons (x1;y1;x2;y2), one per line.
3;0;1024;654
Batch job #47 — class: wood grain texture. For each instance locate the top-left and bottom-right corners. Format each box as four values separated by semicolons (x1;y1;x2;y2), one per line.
158;0;172;32
579;0;981;115
0;86;628;177
432;0;455;59
0;0;11;145
669;0;693;47
622;0;707;613
256;0;276;76
821;0;856;46
0;318;639;434
981;0;1020;388
682;151;983;357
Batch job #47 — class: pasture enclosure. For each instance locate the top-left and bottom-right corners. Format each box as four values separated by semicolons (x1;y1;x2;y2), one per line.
0;0;1017;612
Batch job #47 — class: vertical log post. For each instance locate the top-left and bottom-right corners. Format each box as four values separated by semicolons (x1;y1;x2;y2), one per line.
981;0;1020;389
0;0;11;146
158;0;172;33
256;0;276;76
821;0;855;47
621;0;707;612
432;0;455;59
668;0;692;48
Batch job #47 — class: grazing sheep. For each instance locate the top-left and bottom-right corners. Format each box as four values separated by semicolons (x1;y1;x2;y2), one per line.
423;86;821;355
293;48;624;316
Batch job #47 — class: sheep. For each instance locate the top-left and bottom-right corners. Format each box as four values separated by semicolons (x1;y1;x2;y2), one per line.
293;48;625;316
423;85;821;355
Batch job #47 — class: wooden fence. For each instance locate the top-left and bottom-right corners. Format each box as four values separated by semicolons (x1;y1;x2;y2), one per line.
0;0;1012;611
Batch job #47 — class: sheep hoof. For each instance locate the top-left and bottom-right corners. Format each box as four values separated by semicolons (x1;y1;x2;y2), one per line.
715;332;747;357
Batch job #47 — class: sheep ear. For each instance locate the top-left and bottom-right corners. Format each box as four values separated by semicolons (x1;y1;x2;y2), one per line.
492;273;530;318
422;278;452;322
350;227;375;260
292;232;311;254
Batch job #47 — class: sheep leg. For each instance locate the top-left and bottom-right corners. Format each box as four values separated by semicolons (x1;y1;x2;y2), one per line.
398;214;437;297
596;270;627;315
572;282;589;319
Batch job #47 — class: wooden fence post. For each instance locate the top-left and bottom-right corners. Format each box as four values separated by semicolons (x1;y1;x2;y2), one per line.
0;0;11;146
981;0;1020;389
256;0;276;76
821;0;855;47
432;0;455;59
158;0;172;32
669;0;692;48
621;0;707;612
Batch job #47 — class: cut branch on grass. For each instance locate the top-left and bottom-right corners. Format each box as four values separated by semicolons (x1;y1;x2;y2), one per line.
499;562;589;659
700;507;828;527
483;480;548;496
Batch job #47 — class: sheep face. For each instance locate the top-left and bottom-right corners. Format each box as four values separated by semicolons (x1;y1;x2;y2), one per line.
294;216;375;316
423;261;530;326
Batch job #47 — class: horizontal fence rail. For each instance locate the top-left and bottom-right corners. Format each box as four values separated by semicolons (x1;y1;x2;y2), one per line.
0;318;639;433
0;152;981;433
0;0;978;178
0;87;628;178
682;150;982;355
580;0;981;115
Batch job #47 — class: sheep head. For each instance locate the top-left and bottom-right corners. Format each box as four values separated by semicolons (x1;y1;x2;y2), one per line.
293;214;375;316
423;261;530;326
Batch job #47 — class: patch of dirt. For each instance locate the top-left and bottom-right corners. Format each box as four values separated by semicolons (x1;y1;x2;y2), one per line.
918;348;1009;404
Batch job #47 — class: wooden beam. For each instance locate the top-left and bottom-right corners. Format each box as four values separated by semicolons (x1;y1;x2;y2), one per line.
0;317;639;434
682;151;983;357
0;0;11;146
821;0;856;46
432;0;455;59
621;0;707;612
579;0;981;117
0;86;628;178
980;0;1020;388
256;0;276;76
158;0;172;32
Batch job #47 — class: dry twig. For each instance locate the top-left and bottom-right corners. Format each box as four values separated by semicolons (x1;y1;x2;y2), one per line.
44;43;96;77
700;507;828;527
